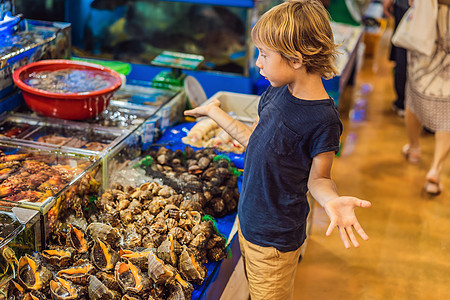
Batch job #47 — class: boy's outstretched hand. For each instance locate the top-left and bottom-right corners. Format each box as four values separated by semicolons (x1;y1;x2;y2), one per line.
323;196;371;248
184;99;221;118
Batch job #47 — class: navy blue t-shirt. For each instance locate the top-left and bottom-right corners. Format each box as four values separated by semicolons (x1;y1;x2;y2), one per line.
238;85;343;252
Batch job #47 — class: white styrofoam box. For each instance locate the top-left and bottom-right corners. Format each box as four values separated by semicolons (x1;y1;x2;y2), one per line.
204;91;260;125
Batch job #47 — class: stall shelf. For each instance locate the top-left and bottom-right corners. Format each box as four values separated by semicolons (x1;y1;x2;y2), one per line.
323;21;364;105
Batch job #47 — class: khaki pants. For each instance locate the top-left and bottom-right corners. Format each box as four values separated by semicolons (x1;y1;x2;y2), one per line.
238;227;302;300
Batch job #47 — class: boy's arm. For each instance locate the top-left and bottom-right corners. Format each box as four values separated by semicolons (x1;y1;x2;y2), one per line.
308;151;371;248
184;99;258;147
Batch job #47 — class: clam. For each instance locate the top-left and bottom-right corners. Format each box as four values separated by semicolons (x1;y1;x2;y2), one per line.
206;234;225;250
115;261;150;295
156;234;181;266
147;252;176;284
50;277;79;300
184;180;203;193
197;157;211;169
18;254;52;291
150;217;167;234
98;209;121;227
207;246;227;262
91;239;120;272
119;249;154;271
89;274;120;300
141;211;154;224
66;224;88;254
127;199;142;215
57;261;95;285
189;232;207;249
191;221;213;239
168;227;185;241
86;222;121;248
164;205;182;220
124;227;142;249
117;199;130;210
120;210;134;225
41;248;73;268
184;146;195;158
179;231;194;246
191;192;207;206
158;186;176;198
211;198;225;215
165;218;178;230
179;200;202;212
178;246;207;284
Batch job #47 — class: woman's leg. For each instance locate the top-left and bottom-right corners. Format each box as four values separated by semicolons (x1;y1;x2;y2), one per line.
425;131;450;194
403;108;422;162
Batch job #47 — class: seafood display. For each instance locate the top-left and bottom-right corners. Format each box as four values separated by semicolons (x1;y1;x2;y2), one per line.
0;114;126;153
0;149;91;205
35;135;109;151
0;122;33;138
182;118;245;154
112;85;174;107
0;31;54;58
3;179;229;299
23;69;116;94
140;146;240;218
89;104;151;128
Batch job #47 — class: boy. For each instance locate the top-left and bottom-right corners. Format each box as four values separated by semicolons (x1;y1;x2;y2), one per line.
184;1;371;299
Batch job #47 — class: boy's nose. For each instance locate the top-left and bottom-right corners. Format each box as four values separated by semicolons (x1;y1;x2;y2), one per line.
256;58;263;69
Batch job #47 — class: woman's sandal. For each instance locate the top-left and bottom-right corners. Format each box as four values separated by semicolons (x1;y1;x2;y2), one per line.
402;144;421;164
423;177;443;197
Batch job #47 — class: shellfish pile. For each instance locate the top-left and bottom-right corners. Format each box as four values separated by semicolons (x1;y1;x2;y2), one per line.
141;146;240;218
93;181;228;264
7;180;229;299
0;152;89;204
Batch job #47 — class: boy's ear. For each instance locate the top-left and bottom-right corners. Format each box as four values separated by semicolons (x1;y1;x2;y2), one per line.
291;53;303;69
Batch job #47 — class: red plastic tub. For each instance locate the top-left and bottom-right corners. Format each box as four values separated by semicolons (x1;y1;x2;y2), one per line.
13;59;122;120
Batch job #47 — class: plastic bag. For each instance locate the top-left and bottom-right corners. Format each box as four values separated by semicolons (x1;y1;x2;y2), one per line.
391;0;438;56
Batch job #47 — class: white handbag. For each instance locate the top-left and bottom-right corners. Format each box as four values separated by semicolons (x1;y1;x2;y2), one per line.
391;0;438;56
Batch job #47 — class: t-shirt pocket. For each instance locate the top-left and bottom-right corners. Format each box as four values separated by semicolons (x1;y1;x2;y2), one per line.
269;122;302;156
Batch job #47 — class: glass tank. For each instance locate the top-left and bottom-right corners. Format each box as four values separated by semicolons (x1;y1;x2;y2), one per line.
14;0;283;77
72;0;250;74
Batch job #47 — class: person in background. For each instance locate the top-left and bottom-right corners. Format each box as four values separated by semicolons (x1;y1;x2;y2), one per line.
402;0;450;196
383;0;409;117
184;1;371;299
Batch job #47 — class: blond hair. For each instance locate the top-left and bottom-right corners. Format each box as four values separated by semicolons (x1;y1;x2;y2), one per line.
252;0;339;79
